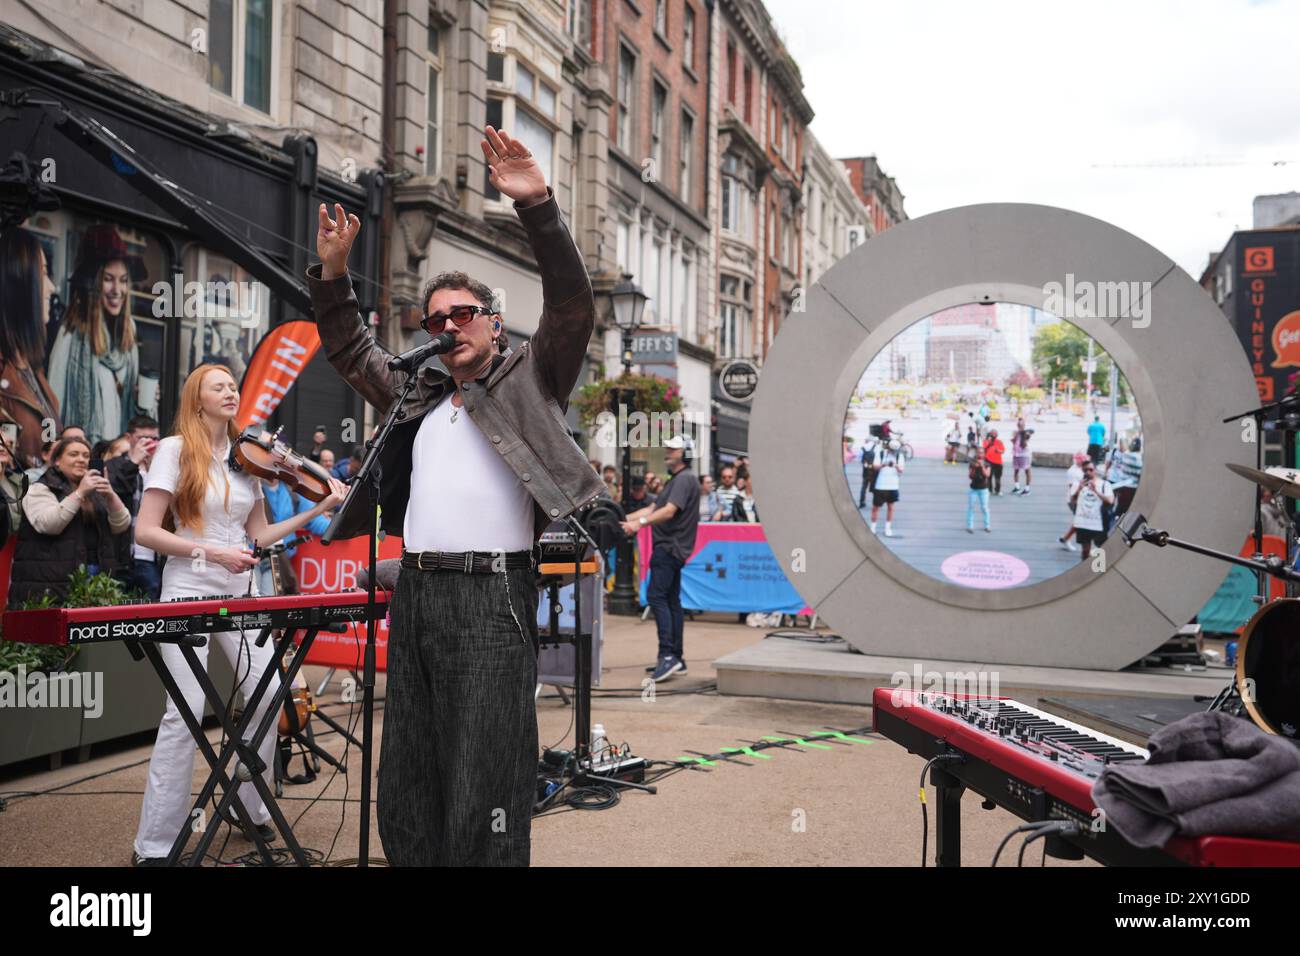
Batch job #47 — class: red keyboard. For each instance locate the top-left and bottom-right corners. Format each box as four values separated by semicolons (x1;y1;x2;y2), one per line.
873;687;1300;866
2;590;388;647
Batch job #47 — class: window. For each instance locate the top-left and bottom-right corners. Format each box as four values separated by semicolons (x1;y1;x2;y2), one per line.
743;64;752;124
719;275;750;360
768;203;777;258
769;100;777;146
513;107;554;185
683;7;695;70
424;24;442;177
484;96;504;199
654;0;667;36
617;45;636;152
209;0;275;113
487;51;505;82
516;63;535;98
679;111;693;203
781;116;790;162
726;39;736;103
720;155;753;240
567;0;592;48
645;230;662;324
651;82;667;171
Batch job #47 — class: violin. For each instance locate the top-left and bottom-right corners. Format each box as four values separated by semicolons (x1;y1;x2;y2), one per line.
233;427;335;502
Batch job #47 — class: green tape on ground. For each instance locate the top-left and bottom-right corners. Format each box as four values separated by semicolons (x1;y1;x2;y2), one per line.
762;735;833;750
676;756;718;766
808;730;873;745
720;746;773;760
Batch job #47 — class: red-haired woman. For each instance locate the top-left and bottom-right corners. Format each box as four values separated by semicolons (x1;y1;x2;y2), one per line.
130;363;346;865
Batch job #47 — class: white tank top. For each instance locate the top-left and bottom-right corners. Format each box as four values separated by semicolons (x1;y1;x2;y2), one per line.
403;394;535;552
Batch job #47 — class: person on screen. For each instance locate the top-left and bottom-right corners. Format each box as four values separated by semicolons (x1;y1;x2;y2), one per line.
0;228;61;468
869;439;903;537
1011;419;1033;495
1068;459;1114;561
48;224;144;446
967;445;992;534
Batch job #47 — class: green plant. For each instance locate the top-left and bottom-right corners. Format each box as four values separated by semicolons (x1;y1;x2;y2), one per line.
0;567;141;675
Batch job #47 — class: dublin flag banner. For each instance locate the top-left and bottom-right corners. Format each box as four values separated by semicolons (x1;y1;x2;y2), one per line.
637;523;812;615
236;320;322;429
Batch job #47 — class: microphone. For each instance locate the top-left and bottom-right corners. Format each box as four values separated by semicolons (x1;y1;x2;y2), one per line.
387;331;456;371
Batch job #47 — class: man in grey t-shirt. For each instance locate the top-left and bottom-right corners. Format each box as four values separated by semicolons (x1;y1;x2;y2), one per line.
621;435;700;681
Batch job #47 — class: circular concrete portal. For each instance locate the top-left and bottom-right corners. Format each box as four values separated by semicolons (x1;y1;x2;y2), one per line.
751;204;1257;669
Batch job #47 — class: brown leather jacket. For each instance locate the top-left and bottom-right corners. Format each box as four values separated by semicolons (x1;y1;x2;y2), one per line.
0;358;60;470
307;187;606;544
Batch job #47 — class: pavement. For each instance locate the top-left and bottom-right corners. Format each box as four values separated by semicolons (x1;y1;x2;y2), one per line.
846;455;1087;586
0;611;1096;867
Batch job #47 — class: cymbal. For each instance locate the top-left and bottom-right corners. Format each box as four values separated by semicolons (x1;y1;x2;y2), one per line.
1226;463;1300;498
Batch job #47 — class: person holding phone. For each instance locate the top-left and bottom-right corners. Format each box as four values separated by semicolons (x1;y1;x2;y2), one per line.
1068;459;1115;561
107;414;162;600
6;436;131;606
966;445;993;533
129;364;347;865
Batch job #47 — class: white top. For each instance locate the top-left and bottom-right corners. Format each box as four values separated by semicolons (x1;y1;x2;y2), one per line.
145;435;263;598
403;394;534;552
873;450;902;491
1070;478;1114;531
131;461;155;562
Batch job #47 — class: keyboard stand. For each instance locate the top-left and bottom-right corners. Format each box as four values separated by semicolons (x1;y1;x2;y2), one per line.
128;624;325;866
930;762;965;867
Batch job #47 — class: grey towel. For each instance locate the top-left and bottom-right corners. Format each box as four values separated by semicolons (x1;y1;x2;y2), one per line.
1091;711;1300;848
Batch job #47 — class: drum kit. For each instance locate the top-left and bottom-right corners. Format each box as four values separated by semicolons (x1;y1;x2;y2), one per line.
1119;394;1300;742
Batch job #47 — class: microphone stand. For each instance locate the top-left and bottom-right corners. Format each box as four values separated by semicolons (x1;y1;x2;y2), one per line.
322;372;419;868
1120;513;1300;584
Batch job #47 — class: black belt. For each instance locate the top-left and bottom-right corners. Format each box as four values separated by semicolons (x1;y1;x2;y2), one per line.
401;548;535;574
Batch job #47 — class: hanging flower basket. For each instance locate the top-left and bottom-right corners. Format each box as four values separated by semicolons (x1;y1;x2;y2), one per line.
574;371;683;431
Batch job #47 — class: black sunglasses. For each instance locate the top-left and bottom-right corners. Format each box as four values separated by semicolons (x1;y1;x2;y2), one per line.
420;303;494;334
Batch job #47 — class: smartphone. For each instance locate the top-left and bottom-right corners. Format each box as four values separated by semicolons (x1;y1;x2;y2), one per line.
90;458;104;472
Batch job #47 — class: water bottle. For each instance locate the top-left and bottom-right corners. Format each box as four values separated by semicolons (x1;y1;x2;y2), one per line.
590;723;608;764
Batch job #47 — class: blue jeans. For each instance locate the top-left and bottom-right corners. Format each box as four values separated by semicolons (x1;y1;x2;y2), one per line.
967;489;990;530
646;547;685;661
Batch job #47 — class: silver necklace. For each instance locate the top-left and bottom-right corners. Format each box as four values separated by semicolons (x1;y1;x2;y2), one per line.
450;392;460;423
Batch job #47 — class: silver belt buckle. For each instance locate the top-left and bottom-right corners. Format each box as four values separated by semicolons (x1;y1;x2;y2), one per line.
464;551;473;574
417;551;432;571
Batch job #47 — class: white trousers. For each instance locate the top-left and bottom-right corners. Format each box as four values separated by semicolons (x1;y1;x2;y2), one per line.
133;629;283;859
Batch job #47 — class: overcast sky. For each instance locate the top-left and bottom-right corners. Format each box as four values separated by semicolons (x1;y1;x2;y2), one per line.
765;0;1300;276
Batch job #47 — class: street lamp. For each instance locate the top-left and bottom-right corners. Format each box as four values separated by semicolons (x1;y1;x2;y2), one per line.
608;272;648;616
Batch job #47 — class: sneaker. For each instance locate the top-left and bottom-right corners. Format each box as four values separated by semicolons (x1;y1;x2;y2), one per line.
1020;488;1030;496
1059;536;1078;552
966;527;974;534
869;521;877;534
985;526;992;533
677;659;688;675
131;851;166;867
884;525;894;537
650;656;684;682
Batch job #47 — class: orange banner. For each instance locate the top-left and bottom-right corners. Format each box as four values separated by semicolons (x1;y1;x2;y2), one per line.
236;320;322;429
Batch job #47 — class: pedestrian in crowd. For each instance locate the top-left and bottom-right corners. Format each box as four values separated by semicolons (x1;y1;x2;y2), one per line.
944;420;962;464
967;445;992;534
7;435;132;606
731;474;759;522
645;471;663;497
869;439;903;537
332;445;363;480
1068;459;1114;561
106;413;162;600
628;476;654;509
699;474;719;522
621;435;699;682
308;426;328;463
0;438;25;540
24;440;54;483
61;425;87;443
254;473;333;597
858;434;879;507
983;428;1005;496
1086;415;1106;464
106;435;131;460
319;448;336;472
1011;419;1033;495
601;463;620;502
1058;451;1087;552
1104;436;1143;520
715;465;740;521
965;418;979;461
